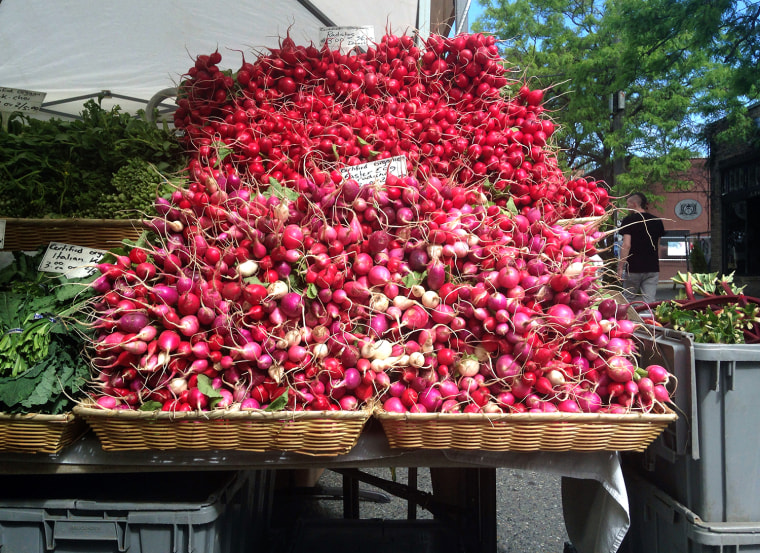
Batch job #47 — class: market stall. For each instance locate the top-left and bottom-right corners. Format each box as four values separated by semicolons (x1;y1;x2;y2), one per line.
0;428;632;553
0;3;682;553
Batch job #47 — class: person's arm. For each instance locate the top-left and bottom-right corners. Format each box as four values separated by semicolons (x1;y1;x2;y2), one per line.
618;233;631;278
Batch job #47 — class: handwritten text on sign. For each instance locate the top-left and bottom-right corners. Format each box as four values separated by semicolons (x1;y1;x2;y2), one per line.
39;242;105;279
340;156;408;186
319;26;375;53
0;87;46;113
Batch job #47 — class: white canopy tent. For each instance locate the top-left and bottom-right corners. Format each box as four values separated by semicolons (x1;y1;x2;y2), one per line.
0;0;471;119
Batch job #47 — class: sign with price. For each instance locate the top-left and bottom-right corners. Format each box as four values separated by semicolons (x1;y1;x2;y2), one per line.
319;26;374;53
38;242;105;279
340;155;408;186
0;87;46;113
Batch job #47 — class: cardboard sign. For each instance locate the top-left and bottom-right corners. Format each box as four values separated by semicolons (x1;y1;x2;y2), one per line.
319;26;374;53
0;87;46;113
340;156;408;185
38;242;105;279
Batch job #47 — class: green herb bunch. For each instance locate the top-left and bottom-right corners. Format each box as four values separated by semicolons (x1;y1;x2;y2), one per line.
0;99;185;219
86;158;179;219
0;251;95;414
653;272;760;344
654;300;760;344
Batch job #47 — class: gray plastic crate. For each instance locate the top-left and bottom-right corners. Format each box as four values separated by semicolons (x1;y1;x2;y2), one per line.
634;326;760;522
622;471;760;553
0;470;272;553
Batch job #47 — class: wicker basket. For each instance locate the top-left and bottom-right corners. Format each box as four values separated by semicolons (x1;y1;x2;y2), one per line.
0;412;87;454
375;405;677;452
1;218;144;251
74;405;372;456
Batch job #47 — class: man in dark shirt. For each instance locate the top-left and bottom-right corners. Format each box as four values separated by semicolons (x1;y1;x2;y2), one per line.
617;192;665;304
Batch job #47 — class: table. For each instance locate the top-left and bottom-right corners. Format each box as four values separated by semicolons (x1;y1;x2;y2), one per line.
0;424;630;553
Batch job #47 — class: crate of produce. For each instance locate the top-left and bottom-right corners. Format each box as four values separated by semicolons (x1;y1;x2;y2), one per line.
622;471;760;553
0;412;86;454
634;325;760;522
374;406;676;452
0;470;266;553
74;404;371;456
0;218;143;251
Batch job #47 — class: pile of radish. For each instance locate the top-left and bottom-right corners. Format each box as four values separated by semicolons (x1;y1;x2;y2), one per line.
84;32;671;415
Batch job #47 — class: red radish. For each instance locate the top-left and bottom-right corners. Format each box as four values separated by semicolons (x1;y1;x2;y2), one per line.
84;32;634;416
646;364;670;385
117;312;149;334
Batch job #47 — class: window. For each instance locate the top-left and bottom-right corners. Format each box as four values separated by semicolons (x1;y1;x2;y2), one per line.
659;231;689;260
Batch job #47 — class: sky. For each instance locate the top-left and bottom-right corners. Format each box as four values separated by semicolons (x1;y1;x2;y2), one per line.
466;0;486;32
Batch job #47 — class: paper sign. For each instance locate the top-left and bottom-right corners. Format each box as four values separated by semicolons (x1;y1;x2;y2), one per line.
340;156;408;185
319;26;375;53
0;220;5;250
38;242;105;279
0;87;46;113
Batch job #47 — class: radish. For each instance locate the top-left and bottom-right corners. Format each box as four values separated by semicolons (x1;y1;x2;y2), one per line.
606;356;635;383
83;31;653;418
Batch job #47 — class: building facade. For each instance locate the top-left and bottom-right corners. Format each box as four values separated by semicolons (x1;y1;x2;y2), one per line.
708;103;760;289
644;159;711;282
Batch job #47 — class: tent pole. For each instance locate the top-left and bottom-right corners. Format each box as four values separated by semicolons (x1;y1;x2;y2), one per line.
417;0;431;42
294;0;336;27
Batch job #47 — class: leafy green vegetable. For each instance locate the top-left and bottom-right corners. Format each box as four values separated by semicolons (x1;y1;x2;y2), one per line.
654;300;760;344
95;158;179;219
402;270;427;288
0;99;185;219
197;374;223;400
264;390;288;411
0;251;94;413
267;177;300;201
0;341;90;415
653;271;760;344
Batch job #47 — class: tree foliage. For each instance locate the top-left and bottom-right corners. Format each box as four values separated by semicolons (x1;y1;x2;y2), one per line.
473;0;759;200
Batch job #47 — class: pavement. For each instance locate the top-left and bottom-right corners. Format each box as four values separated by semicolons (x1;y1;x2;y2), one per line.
655;281;681;301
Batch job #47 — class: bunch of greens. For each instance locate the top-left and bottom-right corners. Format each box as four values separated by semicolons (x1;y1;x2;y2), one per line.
0;251;95;414
0;99;185;219
653;272;760;344
92;158;181;219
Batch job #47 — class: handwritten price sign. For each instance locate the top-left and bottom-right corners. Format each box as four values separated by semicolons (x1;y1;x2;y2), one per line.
0;87;46;113
38;242;105;279
340;156;408;186
319;26;375;53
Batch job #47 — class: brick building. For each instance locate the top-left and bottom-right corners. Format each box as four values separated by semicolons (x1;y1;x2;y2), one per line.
601;159;711;283
641;158;711;282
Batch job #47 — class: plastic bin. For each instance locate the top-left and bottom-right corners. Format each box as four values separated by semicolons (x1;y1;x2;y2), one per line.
622;471;760;553
0;470;273;553
633;326;760;522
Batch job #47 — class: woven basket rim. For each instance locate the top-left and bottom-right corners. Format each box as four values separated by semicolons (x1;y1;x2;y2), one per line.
73;404;372;422
373;404;677;423
0;217;145;227
0;411;76;423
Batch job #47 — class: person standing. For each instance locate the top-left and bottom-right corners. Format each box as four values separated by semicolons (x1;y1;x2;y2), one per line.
617;192;665;304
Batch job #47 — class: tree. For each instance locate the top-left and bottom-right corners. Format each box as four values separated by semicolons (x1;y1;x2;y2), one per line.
472;0;759;200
